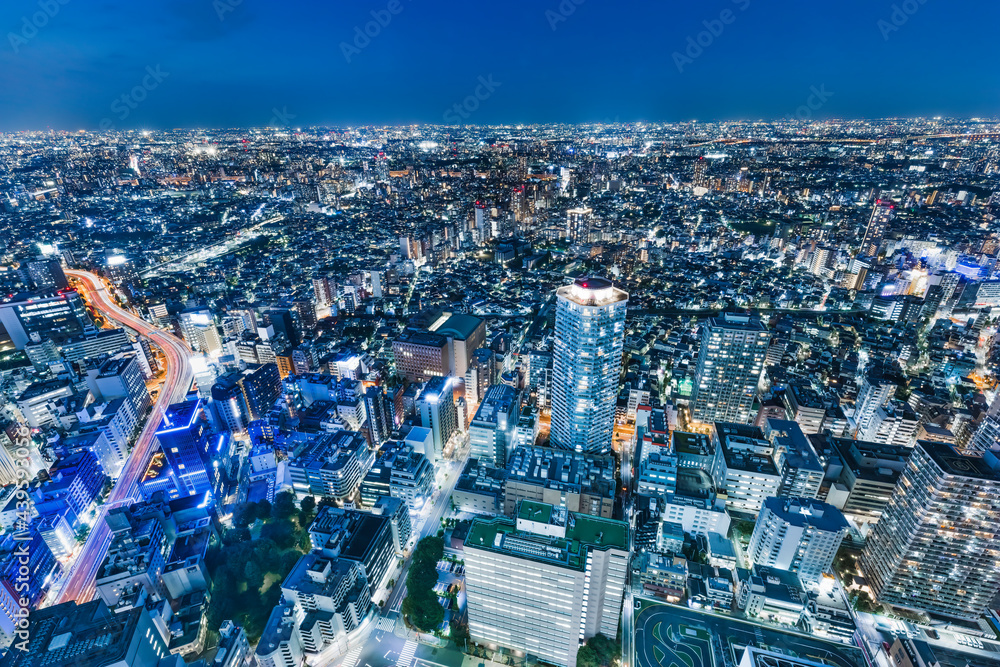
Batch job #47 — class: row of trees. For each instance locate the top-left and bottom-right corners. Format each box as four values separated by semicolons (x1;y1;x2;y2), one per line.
401;536;445;633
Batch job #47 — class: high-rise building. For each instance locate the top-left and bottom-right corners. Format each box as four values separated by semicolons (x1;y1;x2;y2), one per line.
156;399;212;499
860;441;1000;620
464;501;629;667
465;347;498;411
417;376;458;464
363;386;394;446
691;313;769;425
468;384;520;466
0;289;92;348
853;370;896;438
860;199;894;257
748;497;848;585
550;277;628;454
179;309;222;355
26;258;69;290
0;599;170;667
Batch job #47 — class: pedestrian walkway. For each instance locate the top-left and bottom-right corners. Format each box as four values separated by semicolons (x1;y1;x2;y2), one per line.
378;616;396;632
341;644;364;667
397;640;418;667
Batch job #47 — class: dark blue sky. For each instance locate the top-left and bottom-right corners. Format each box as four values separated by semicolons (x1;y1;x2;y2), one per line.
1;0;998;130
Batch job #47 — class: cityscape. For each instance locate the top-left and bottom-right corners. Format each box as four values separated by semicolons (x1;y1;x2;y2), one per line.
2;3;1000;667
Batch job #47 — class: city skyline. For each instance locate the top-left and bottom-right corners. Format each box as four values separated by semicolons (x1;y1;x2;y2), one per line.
2;0;1000;131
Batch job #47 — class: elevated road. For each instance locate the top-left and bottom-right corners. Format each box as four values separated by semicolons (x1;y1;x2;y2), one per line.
52;270;193;605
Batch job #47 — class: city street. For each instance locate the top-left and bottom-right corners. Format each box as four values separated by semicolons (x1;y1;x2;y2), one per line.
51;270;194;605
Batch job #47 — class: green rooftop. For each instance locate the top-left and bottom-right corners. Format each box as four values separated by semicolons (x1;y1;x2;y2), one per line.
466;502;628;571
517;500;553;524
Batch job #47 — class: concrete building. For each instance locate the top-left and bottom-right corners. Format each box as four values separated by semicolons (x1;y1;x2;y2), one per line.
416;376;458;464
550;277;628;454
468;384;519;466
288;431;374;501
861;441;1000;621
0;599;170;667
712;423;781;515
748;497;848;585
453;458;507;515
503;445;616;518
464;501;629;667
691;313;769;425
280;555;372;659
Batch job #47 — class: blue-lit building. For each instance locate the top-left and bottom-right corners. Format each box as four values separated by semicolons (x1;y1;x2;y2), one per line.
156;399;212;501
30;450;105;527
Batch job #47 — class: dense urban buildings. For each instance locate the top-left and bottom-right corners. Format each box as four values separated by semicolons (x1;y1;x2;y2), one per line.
2;117;1000;667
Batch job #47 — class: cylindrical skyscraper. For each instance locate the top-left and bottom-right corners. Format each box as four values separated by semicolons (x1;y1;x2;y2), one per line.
550;277;628;453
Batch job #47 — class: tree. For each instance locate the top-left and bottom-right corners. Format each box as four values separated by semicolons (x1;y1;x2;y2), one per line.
299;495;317;527
577;634;619;667
256;499;272;520
272;491;297;521
450;619;470;648
244;561;264;593
403;536;447;633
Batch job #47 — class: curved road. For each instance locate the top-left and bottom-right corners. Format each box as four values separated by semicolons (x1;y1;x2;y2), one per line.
52;270;193;605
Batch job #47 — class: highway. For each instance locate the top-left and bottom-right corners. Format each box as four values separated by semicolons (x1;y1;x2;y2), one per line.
51;270;194;605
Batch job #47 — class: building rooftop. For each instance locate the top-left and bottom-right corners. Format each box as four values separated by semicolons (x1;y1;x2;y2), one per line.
428;312;484;340
761;497;849;533
467;502;627;571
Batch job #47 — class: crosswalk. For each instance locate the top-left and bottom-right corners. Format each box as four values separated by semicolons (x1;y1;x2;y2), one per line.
396;640;418;667
341;644;364;667
377;616;395;632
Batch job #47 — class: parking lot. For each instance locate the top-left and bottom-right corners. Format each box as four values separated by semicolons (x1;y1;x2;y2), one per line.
635;602;868;667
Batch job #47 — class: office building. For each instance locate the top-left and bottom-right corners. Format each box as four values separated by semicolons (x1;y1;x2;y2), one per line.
59;326;131;363
464;501;629;667
417;376;458;464
550;277;628;454
392;330;450;383
469;384;519;466
691;313;768;425
711;423;781;515
307;506;394;594
96;503;170;606
288;431;374;501
426;311;487;378
359;441;433;511
0;599;170;667
90;352;151;419
179;309;222;355
211;363;282;432
466;347;498;411
748;497;849;585
504;446;616;518
861;441;1000;621
156;399;212;499
26;258;69;290
0;289;92;348
822;437;910;528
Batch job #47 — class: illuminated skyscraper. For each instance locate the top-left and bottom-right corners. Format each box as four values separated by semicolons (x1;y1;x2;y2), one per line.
550;277;628;454
860;200;894;257
860;441;1000;621
156;399;212;499
691;313;768;425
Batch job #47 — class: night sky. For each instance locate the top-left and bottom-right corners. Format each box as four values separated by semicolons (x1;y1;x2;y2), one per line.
1;0;998;131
